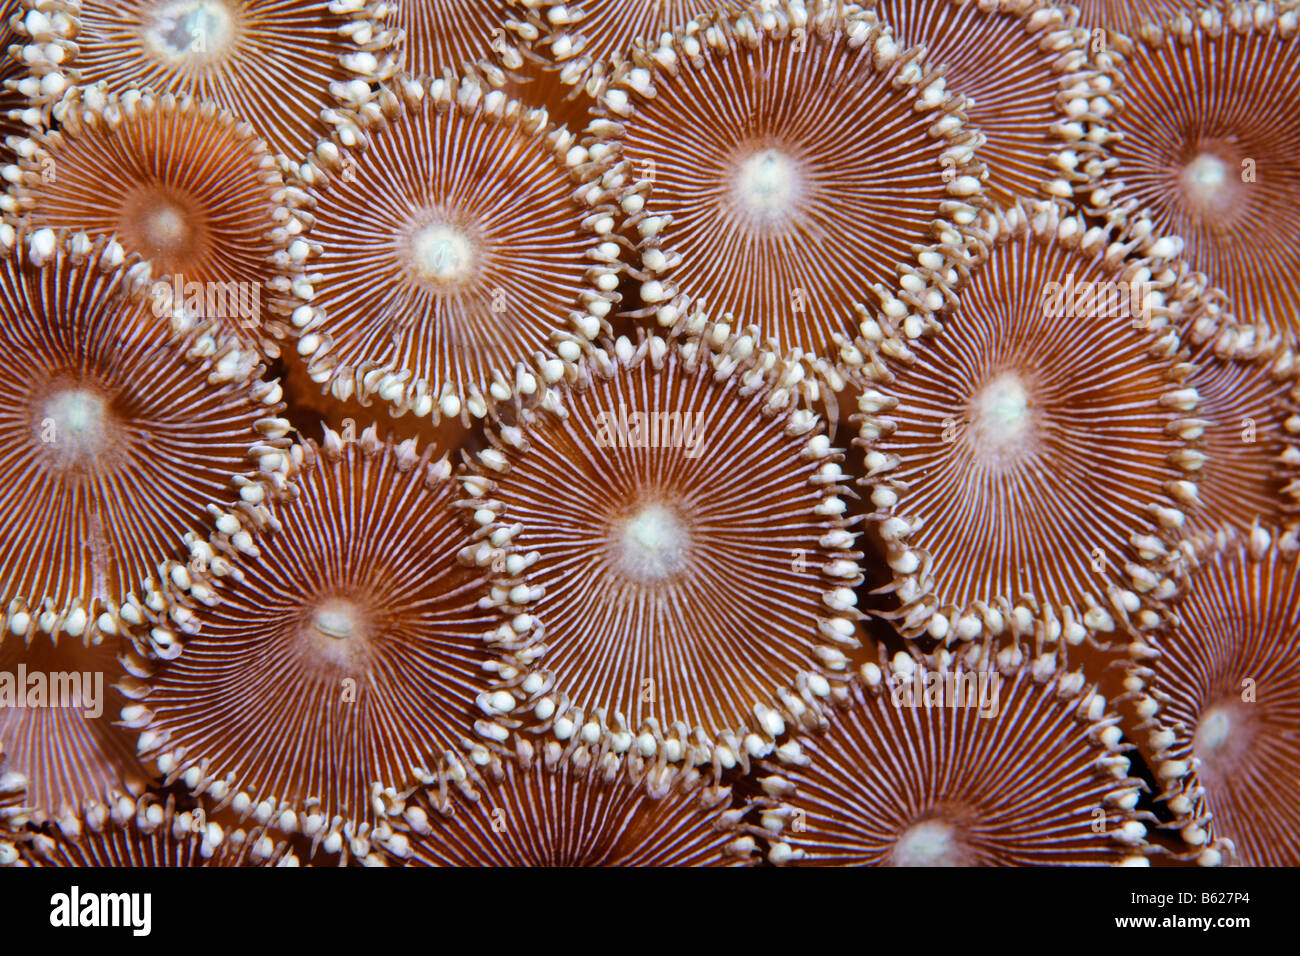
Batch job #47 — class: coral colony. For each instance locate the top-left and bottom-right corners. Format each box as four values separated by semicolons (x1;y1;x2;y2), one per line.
0;0;1297;868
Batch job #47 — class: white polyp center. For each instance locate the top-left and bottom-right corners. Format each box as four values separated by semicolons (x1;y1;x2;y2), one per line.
143;0;235;62
1198;707;1231;749
140;201;192;254
304;597;370;669
313;604;361;641
617;504;689;581
1178;150;1245;218
973;373;1031;449
893;820;962;866
411;224;475;283
733;148;800;220
1182;153;1228;201
1193;701;1251;774
42;389;108;461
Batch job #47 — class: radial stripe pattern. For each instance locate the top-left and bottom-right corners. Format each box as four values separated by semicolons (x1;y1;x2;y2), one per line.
853;200;1200;655
559;0;745;63
523;0;749;89
14;0;399;162
0;631;147;827
388;748;754;866
392;0;520;80
1097;4;1300;335
280;74;621;422
871;0;1113;210
0;0;29;169
755;663;1150;865
130;427;540;853
1072;0;1205;35
596;0;986;359
1126;534;1300;865
463;331;864;767
5;90;284;353
1179;324;1300;546
496;0;752;127
0;230;292;643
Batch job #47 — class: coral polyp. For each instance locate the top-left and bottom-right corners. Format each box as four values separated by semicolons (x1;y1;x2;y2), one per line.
12;794;300;866
518;0;749;102
4;89;284;352
853;201;1200;659
0;0;29;169
754;661;1150;865
871;0;1113;209
462;328;865;770
1127;531;1300;866
126;426;538;860
1177;322;1300;548
1096;3;1300;335
387;744;755;866
278;74;621;423
14;0;400;162
391;0;523;81
594;0;986;362
0;229;292;644
0;630;147;828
